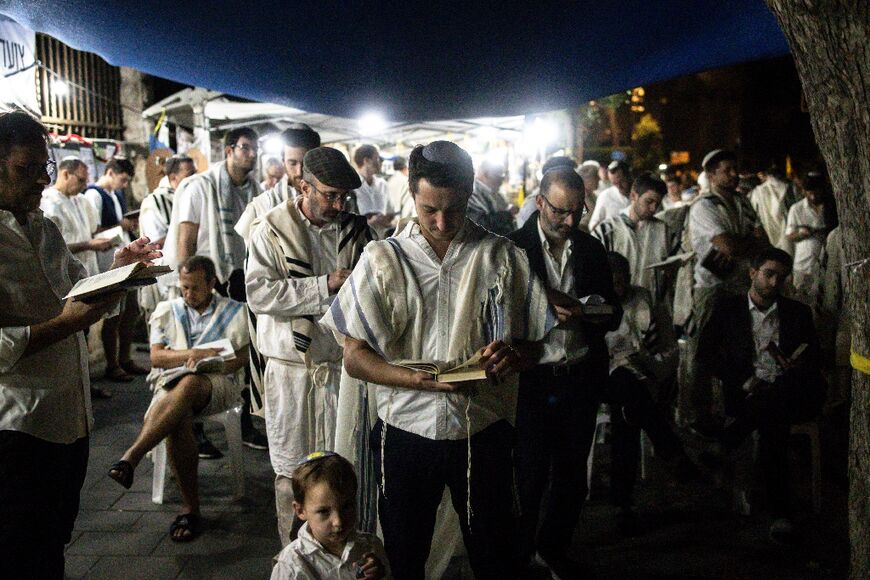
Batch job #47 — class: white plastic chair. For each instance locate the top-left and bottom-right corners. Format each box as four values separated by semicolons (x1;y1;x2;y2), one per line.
151;404;245;504
586;404;650;499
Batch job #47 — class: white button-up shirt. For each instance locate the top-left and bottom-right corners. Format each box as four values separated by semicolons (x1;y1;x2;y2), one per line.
271;522;390;580
354;174;392;216
0;209;92;444
537;218;587;364
150;298;216;346
748;294;781;384
40;187;101;276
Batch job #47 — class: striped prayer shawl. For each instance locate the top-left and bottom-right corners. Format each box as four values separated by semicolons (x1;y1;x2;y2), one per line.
258;200;371;361
146;294;249;391
141;186;174;229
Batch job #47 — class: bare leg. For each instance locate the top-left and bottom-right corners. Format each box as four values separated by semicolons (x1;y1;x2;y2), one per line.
167;414;201;540
119;376;212;468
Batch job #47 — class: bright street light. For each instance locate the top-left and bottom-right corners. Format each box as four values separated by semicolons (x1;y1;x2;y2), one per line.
263;136;284;156
359;112;387;137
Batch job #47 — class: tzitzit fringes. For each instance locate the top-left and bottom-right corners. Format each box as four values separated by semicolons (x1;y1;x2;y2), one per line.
465;394;474;531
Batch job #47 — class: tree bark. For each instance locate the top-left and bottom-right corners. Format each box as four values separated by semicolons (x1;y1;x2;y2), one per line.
765;2;869;577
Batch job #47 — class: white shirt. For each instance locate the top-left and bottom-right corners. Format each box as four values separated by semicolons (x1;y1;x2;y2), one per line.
175;169;253;271
246;199;342;364
271;522;390;580
149;298;216;347
139;186;174;243
40;187;101;276
689;191;760;289
354;174;392;216
0;209;93;444
84;186;124;224
748;295;781;384
537;218;587;364
323;221;552;440
235;176;296;242
593;209;673;303
587;184;629;231
387;172;414;220
785;198;826;274
749;176;791;251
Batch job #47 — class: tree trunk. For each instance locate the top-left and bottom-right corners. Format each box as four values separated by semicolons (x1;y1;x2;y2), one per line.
765;2;869;577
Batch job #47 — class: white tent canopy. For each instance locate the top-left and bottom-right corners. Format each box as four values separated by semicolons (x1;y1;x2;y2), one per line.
142;88;525;151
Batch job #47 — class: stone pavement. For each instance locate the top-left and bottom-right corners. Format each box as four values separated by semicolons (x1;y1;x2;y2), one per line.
65;347;850;579
64;347;280;579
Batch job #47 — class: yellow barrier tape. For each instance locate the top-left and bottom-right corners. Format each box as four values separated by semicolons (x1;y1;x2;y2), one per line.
851;346;870;375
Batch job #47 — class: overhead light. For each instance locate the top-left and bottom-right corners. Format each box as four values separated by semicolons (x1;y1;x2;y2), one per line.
263;136;284;156
359;112;387;137
50;79;69;97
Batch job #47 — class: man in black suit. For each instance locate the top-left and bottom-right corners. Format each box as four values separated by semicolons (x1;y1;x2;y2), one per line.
697;247;826;544
508;167;622;575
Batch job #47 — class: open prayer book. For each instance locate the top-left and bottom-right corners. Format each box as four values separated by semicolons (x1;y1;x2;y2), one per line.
94;225;126;246
64;262;172;301
548;290;614;316
644;251;695;270
395;351;486;383
157;339;238;388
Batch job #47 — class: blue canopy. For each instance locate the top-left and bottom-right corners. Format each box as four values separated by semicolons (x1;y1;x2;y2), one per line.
1;0;789;121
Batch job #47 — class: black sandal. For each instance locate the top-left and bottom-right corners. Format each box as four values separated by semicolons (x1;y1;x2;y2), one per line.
169;513;201;542
108;460;134;489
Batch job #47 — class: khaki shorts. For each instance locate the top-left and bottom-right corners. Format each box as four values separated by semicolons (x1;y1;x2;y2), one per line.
146;373;241;419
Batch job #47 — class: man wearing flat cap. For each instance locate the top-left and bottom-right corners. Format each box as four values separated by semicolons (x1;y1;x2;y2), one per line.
321;141;555;578
245;146;374;546
683;149;769;432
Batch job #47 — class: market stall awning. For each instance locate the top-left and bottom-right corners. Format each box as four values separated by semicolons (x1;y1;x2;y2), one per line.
2;0;789;122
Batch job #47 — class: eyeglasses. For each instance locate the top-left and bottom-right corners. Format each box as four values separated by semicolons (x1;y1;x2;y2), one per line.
311;182;350;204
540;194;585;219
232;143;258;154
1;159;57;181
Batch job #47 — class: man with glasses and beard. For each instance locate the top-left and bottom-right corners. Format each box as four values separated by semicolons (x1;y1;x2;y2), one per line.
245;147;373;546
508;167;622;576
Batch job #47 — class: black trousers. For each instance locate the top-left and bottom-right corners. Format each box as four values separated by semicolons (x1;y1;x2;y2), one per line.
371;419;517;580
515;364;602;561
723;370;826;517
0;432;89;580
605;366;684;508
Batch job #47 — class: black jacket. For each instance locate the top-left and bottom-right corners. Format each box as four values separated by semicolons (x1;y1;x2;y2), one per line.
508;212;623;381
696;292;823;412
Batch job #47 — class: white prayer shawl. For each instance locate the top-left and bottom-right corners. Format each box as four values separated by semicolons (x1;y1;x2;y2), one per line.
324;219;553;539
749;177;793;254
235;175;296;242
323;221;554;434
146;295;249;391
139;186;174;241
593;210;674;304
161;161;259;286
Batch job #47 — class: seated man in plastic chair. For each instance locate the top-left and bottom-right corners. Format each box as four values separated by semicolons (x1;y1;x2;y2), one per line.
696;247;826;545
602;252;700;536
108;255;250;542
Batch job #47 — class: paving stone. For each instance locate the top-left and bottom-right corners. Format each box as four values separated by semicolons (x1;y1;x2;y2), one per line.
112;491;178;512
66;531;164;556
178;555;274;579
63;554;99;578
152;529;279;558
73;509;141;532
79;489;124;511
86;556;184;580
